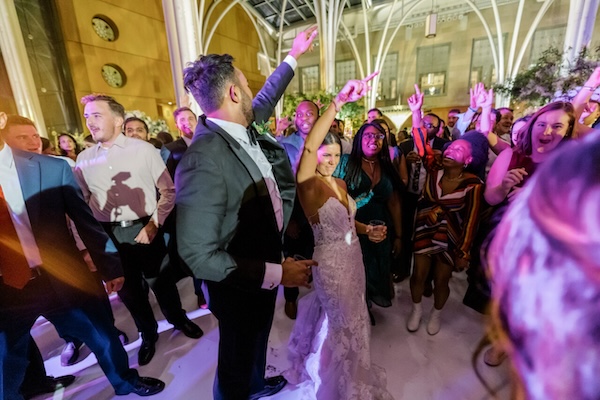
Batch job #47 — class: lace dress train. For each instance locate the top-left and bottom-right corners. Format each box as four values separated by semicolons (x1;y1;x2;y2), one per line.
285;197;393;400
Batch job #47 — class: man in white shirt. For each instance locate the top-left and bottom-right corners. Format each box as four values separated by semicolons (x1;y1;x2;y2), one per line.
75;94;202;367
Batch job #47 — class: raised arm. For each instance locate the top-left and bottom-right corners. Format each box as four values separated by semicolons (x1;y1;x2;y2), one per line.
476;85;511;155
296;72;378;185
407;84;424;128
571;66;600;138
454;83;482;135
253;26;318;123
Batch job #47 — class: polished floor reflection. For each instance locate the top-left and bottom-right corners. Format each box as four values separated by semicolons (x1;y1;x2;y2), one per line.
32;273;511;399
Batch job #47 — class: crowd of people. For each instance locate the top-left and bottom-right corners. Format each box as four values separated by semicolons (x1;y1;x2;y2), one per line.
1;23;599;400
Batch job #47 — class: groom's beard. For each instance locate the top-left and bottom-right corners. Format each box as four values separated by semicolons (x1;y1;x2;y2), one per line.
241;90;255;125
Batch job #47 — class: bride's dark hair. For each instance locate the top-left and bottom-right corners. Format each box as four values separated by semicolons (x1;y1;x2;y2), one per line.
321;131;342;149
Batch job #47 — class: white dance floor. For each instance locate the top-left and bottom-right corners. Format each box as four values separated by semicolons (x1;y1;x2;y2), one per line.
31;272;511;399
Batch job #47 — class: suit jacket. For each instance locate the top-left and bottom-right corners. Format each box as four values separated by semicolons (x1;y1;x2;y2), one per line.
12;149;123;304
175;61;295;292
160;138;188;179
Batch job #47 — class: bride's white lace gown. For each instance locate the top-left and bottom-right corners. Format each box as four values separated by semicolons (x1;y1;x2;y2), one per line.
284;196;394;400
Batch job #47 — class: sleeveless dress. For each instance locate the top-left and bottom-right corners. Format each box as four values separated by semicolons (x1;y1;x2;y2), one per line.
284;195;393;400
334;155;395;307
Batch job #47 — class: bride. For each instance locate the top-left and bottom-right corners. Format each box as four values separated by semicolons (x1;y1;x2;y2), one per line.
284;74;394;400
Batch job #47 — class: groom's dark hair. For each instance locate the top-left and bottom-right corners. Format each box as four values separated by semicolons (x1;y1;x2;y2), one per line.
183;54;238;114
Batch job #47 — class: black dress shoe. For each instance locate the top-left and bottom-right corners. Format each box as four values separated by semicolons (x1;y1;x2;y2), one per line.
117;377;165;397
22;375;76;400
138;336;158;366
174;320;203;339
248;375;287;400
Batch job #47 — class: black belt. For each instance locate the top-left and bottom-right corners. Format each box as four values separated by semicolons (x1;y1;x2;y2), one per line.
103;217;149;228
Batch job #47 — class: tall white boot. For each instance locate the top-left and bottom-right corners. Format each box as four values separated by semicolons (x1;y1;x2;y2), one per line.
406;302;422;332
427;307;442;335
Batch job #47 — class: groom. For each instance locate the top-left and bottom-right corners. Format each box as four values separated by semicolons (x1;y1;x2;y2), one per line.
175;28;318;400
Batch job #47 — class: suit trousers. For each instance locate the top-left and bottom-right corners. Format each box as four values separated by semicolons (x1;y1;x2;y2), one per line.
102;220;188;337
207;281;277;400
0;274;138;399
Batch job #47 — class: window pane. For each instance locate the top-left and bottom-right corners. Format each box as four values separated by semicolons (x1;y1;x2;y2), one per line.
300;65;319;94
372;53;398;100
416;45;450;96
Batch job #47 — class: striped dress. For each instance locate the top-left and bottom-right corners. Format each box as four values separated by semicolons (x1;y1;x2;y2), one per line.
413;169;483;267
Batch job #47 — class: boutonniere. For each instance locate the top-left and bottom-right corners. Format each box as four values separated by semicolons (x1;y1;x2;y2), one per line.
252;120;273;136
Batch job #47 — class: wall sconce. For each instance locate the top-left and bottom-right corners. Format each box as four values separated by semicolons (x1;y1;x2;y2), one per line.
425;12;437;38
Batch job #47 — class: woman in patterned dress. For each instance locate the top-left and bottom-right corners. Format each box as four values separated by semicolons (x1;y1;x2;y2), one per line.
407;132;487;335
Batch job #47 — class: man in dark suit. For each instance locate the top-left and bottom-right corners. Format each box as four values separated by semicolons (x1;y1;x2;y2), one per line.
176;28;318;400
0;111;165;398
162;106;196;175
160;107;207;309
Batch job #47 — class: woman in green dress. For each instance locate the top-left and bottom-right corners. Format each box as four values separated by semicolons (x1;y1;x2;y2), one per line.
335;121;403;312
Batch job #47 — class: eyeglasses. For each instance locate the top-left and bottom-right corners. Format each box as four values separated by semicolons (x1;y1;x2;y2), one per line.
363;133;385;140
423;122;439;129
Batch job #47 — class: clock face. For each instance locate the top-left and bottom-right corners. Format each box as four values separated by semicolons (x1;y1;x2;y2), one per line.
101;64;126;88
92;16;117;41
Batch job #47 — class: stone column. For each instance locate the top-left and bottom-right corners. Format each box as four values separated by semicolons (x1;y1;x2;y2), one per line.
0;0;47;136
563;0;600;67
313;0;344;92
162;0;202;114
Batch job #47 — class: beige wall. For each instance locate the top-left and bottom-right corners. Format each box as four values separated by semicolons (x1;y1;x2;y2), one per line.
55;0;176;131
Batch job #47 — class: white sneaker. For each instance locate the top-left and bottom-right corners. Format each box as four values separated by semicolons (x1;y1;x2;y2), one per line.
406;303;422;332
427;307;442;335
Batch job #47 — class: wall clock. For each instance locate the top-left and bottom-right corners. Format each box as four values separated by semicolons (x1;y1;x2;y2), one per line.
92;16;118;42
101;64;126;88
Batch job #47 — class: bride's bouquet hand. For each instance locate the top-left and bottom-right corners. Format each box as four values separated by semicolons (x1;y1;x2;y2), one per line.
333;72;379;110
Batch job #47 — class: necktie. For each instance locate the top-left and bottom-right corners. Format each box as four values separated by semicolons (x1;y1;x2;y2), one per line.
0;186;32;288
247;124;258;145
412;127;435;168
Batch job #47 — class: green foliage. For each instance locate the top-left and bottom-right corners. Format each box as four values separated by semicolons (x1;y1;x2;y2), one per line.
282;91;366;131
494;47;600;107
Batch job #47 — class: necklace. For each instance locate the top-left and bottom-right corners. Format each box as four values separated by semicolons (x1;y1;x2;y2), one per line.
362;157;377;173
443;172;464;181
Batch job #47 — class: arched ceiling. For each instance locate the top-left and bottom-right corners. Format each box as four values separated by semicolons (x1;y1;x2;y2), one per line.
246;0;521;34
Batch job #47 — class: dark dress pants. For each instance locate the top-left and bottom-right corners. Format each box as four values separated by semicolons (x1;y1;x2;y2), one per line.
20;336;46;395
103;220;188;338
282;214;314;303
398;192;420;278
163;230;205;298
0;274;138;400
206;281;277;400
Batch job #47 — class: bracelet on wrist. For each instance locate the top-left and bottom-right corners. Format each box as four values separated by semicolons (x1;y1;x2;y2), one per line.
332;99;342;113
468;106;477;112
584;85;597;91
